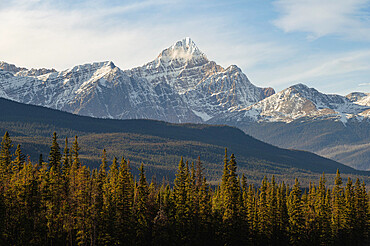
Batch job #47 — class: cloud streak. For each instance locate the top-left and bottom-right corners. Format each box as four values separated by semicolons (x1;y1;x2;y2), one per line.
0;0;288;72
0;0;368;96
359;83;370;86
273;0;370;40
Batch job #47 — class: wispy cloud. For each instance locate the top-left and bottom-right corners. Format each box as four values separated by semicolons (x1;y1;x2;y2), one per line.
250;49;370;94
0;0;289;73
273;0;370;40
359;82;370;86
0;0;368;96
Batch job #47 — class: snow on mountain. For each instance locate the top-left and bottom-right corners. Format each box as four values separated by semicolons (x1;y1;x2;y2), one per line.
0;60;201;122
0;38;272;123
209;83;370;124
0;39;368;127
346;92;370;106
127;37;274;121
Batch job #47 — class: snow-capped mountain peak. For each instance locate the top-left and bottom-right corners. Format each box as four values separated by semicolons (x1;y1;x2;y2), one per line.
156;37;208;66
0;61;56;76
209;83;370;125
346;92;370;106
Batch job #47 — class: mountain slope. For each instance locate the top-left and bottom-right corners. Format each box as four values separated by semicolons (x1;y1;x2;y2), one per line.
208;84;370;170
1;98;368;186
209;84;369;124
127;38;274;121
346;92;370;106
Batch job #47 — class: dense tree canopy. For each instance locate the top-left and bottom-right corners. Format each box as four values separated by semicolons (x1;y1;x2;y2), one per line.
0;132;369;245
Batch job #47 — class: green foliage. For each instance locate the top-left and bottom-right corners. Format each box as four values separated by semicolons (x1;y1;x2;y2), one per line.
0;131;369;245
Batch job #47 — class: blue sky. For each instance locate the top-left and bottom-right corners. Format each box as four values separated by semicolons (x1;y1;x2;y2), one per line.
0;0;369;95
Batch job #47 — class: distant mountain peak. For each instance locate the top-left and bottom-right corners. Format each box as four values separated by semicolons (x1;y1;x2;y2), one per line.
290;83;311;91
156;37;208;65
67;61;116;73
0;61;56;76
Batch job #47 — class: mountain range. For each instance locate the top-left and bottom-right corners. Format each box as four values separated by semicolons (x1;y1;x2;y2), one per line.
0;38;369;169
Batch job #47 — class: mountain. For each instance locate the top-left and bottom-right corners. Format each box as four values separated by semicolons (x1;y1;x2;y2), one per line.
346;92;370;107
209;84;369;124
0;97;368;186
0;38;369;170
0;38;273;123
127;38;274;121
209;84;370;170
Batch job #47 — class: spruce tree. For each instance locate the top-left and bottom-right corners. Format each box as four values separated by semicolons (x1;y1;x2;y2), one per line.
61;137;70;180
71;136;81;168
257;176;270;243
48;132;62;172
222;153;242;245
220;148;229;201
331;169;345;242
343;177;356;243
0;132;13;182
316;173;331;245
115;156;134;244
173;157;192;244
135;163;150;245
287;178;305;245
13;144;25;172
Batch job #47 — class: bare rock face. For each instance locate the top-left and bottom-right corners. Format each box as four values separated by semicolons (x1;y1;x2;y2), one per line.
262;87;275;98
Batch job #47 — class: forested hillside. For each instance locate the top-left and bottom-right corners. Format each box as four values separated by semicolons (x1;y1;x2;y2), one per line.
0;132;369;245
0;98;369;186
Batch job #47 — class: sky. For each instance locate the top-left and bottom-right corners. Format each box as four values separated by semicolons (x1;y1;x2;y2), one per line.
0;0;369;95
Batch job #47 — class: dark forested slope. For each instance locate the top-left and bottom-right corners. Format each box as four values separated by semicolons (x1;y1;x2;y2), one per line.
0;98;368;185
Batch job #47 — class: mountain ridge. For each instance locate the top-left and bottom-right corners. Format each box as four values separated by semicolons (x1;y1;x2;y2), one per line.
0;38;274;123
0;38;369;170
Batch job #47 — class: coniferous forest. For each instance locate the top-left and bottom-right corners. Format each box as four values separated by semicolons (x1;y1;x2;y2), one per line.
0;131;369;246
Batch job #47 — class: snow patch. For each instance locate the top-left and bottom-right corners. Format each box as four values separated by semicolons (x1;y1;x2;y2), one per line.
192;109;212;121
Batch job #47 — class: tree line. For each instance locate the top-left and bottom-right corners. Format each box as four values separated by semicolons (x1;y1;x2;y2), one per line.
0;132;369;245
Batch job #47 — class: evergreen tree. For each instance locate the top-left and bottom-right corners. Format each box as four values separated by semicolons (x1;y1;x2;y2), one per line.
61;137;70;180
12;144;25;172
331;169;345;242
343;177;356;243
135;163;150;245
38;154;43;166
287;178;305;245
173;157;192;244
46;132;64;244
0;132;13;182
71;136;81;168
115;156;134;244
91;149;108;245
257;176;270;243
268;175;280;243
48;132;62;173
315;173;331;245
0;131;370;245
246;183;257;242
222;153;242;245
277;182;289;244
220;148;229;201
